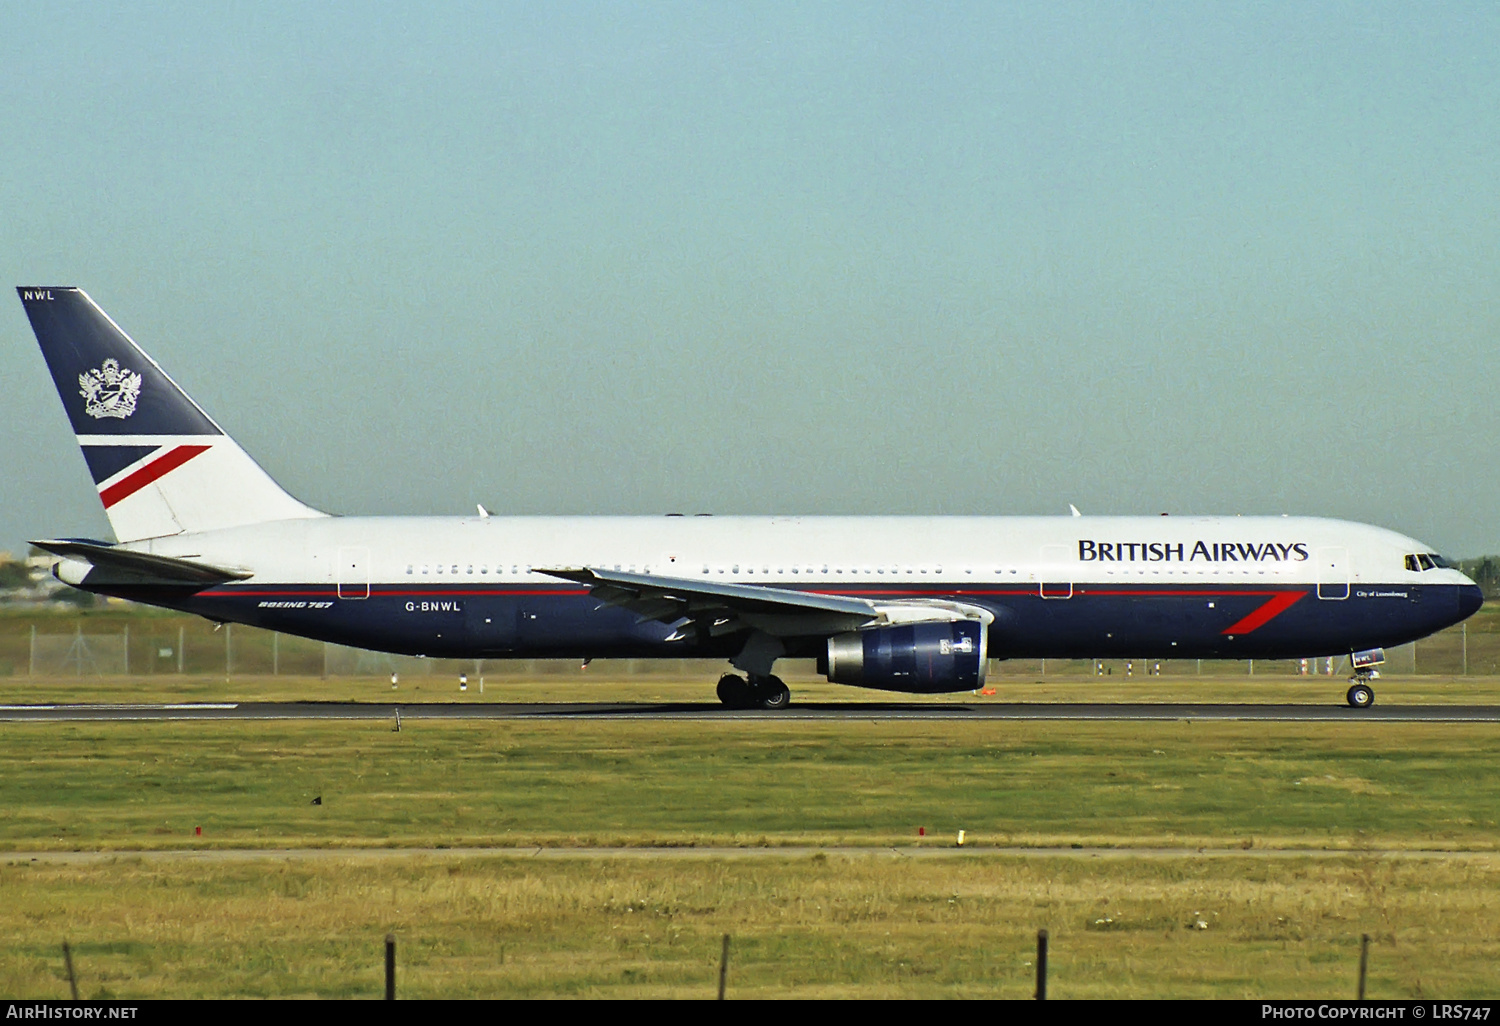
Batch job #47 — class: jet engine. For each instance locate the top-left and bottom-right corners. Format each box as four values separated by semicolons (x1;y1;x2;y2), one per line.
823;619;988;693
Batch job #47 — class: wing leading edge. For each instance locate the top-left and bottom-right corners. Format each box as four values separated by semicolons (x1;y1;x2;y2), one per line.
535;566;881;640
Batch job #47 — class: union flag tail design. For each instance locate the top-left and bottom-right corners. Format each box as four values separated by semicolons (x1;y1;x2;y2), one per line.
17;287;325;542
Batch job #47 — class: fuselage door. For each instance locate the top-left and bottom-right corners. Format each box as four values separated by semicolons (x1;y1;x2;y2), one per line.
1316;546;1349;600
1039;543;1073;599
337;546;370;599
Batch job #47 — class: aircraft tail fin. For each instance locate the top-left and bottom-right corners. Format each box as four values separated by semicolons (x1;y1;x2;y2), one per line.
17;287;326;542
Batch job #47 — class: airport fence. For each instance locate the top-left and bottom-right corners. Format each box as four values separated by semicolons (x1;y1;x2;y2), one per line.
0;615;1494;680
45;925;1383;1001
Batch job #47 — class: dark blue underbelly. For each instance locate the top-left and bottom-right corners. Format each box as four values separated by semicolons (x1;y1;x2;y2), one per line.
97;581;1480;662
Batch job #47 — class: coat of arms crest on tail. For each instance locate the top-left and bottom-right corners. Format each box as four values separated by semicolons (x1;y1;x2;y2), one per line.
78;358;143;419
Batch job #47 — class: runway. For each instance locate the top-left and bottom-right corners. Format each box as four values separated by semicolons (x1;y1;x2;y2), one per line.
3;700;1500;722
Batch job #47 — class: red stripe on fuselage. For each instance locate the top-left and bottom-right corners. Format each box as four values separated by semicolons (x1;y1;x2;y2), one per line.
1220;591;1306;635
194;587;592;598
99;444;212;508
192;581;1313;638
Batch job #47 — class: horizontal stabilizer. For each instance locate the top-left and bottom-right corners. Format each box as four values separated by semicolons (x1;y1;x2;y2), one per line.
30;539;253;585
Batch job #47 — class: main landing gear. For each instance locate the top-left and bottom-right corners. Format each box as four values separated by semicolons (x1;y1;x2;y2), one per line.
716;673;791;710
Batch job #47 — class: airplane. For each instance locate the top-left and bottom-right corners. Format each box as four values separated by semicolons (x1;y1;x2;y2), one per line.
16;286;1485;710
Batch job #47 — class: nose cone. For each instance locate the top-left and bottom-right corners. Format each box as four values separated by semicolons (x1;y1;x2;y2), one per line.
1458;583;1485;621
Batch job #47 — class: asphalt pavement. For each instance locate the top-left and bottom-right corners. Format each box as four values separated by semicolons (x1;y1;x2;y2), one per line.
3;701;1498;721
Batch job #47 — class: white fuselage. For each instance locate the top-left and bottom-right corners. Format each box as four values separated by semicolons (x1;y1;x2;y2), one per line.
128;513;1460;592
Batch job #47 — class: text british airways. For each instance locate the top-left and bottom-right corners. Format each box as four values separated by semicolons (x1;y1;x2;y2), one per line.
1078;541;1310;563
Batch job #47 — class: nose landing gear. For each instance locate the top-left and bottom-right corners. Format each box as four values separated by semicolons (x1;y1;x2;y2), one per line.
716;673;791;710
1344;649;1384;709
1345;675;1376;709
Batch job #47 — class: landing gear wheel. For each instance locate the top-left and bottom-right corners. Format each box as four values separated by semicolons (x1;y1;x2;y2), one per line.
1346;683;1374;709
716;674;751;709
757;676;791;710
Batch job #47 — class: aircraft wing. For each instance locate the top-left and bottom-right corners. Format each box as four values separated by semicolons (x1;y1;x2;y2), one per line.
535;566;880;639
30;538;253;585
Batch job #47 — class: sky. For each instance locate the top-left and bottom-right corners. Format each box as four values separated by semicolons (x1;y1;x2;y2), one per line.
2;2;1497;557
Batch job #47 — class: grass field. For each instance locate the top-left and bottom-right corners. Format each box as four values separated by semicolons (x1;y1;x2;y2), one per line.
0;709;1497;996
6;665;1500;707
3;601;1498;998
3;718;1500;853
5;852;1499;998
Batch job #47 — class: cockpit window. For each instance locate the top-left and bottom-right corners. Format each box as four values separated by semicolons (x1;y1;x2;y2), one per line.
1406;552;1452;572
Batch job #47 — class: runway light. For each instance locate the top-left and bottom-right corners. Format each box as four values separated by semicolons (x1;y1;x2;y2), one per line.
957;830;966;847
918;827;925;837
195;826;201;837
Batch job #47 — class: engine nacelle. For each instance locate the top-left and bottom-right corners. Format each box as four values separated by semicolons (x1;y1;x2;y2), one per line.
53;558;90;587
825;620;988;693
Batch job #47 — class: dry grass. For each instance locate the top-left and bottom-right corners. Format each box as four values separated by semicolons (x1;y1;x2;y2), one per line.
5;670;1500;708
2;852;1496;998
